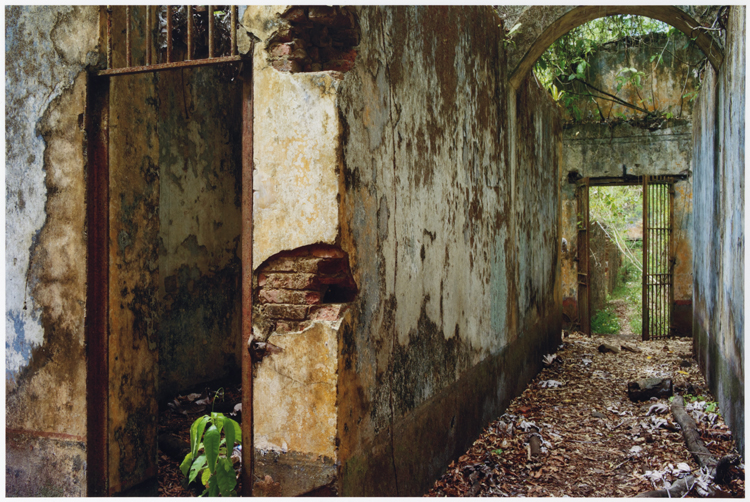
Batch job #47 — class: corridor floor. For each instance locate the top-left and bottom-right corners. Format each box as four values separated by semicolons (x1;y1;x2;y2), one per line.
426;332;744;497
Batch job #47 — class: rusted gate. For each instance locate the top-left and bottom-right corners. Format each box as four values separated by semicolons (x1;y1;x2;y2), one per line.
576;177;591;336
85;6;255;496
577;175;676;340
641;175;675;340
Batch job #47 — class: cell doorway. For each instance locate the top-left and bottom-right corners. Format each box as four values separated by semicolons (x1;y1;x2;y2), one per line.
575;176;684;341
85;6;254;496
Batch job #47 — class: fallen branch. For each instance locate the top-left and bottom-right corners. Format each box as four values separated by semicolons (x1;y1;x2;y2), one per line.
671;396;716;472
636;396;737;497
635;475;696;498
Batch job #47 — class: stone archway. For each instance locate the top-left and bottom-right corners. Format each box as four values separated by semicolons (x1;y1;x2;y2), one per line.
506;5;724;89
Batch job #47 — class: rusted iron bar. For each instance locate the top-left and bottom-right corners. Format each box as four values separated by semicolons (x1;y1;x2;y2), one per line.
642;175;649;341
241;55;255;497
231;6;237;56
208;5;215;58
669;182;675;334
85;73;110;497
97;55;244;76
146;6;152;65
125;6;132;67
106;6;112;69
187;5;194;60
166;6;173;63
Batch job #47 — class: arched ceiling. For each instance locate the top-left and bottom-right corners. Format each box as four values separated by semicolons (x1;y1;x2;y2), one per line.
506;6;724;89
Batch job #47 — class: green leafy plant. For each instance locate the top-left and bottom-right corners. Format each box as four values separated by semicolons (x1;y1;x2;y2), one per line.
591;306;620;334
180;394;242;497
503;22;522;48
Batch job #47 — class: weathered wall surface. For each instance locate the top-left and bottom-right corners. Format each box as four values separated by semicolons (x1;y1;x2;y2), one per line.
5;6;99;496
246;6;344;268
244;5;561;496
561;31;703;122
561;120;694;334
154;67;243;401
335;6;561;495
692;6;745;458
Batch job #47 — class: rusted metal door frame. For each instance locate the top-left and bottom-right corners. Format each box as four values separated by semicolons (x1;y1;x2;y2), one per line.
576;177;591;336
85;5;255;496
577;175;677;341
642;175;675;341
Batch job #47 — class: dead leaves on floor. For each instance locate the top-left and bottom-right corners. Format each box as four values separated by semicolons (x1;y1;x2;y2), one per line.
426;333;744;497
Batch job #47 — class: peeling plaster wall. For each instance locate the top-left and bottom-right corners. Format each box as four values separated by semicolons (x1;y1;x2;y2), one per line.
335;6;561;495
561;31;703;122
244;5;561;496
154;67;243;401
5;6;99;496
246;6;343;268
692;6;744;458
561;122;694;333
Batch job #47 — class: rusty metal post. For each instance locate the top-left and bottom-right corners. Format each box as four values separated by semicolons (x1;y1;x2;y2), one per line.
125;6;131;67
668;182;675;335
208;5;215;58
240;56;255;496
106;6;112;69
146;6;152;66
231;6;237;56
642;175;650;341
187;5;194;60
577;178;591;336
85;73;110;497
166;6;173;63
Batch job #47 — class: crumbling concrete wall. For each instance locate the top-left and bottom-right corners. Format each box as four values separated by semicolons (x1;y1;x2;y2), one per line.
692;6;744;458
154;66;243;402
245;5;562;496
561;31;703;122
5;6;100;496
561;122;694;333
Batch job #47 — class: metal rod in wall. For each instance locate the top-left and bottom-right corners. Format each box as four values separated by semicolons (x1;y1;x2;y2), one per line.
106;6;113;69
231;6;237;56
146;6;152;65
641;174;649;341
669;183;675;334
240;54;256;497
187;5;194;60
125;6;132;67
208;5;215;58
661;182;665;336
657;182;661;337
658;182;662;336
85;73;110;497
166;6;173;63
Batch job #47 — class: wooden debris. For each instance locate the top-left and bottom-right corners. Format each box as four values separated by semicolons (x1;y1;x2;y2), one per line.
529;434;542;457
635;475;696;498
671;395;716;471
158;433;190;463
620;344;641;353
598;343;620;354
627;377;672;401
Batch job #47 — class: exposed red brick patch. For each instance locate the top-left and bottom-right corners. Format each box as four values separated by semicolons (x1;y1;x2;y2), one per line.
266;6;359;74
255;244;357;333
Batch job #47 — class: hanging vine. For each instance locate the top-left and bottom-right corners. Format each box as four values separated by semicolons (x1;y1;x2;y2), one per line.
533;13;723;124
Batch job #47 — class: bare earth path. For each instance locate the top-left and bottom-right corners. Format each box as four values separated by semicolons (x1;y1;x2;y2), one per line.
426;333;744;497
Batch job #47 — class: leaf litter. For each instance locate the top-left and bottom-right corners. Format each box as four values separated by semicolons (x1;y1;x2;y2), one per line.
426;332;744;497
